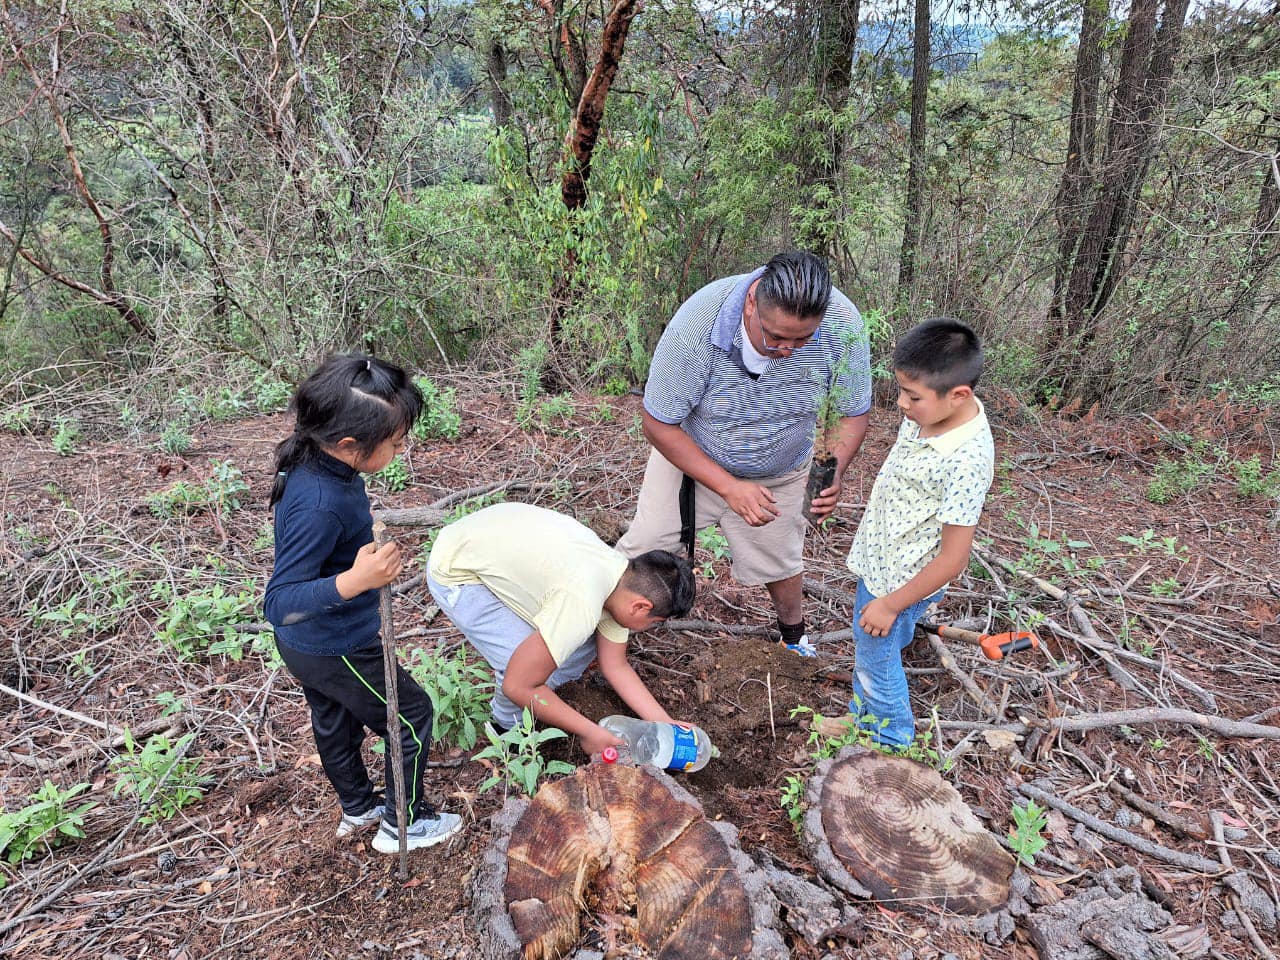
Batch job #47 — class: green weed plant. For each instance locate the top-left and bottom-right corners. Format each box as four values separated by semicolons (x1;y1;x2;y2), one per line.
404;646;493;751
472;708;574;797
110;730;205;825
1007;799;1049;866
0;781;95;875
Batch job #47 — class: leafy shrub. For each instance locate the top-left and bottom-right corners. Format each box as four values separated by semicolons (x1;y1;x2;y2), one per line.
1008;799;1049;866
146;460;249;516
411;375;462;440
151;578;260;660
110;730;205;824
0;780;95;870
159;422;193;454
370;457;411;492
404;646;493;750
0;403;36;434
206;460;249;511
1231;455;1280;500
51;419;79;456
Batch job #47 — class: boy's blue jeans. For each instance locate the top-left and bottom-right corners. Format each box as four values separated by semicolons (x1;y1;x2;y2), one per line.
849;580;945;749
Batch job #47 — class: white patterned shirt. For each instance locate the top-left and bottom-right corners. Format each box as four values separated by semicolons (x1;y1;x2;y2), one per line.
846;400;994;598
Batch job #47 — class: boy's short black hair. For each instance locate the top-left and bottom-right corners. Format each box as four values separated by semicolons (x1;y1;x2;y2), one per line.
623;550;696;619
893;317;983;393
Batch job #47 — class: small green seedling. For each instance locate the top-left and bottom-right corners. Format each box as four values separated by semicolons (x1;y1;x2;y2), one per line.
1008;799;1049;866
473;708;574;797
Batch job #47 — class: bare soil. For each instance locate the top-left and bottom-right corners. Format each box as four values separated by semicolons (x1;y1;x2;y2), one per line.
2;376;1278;959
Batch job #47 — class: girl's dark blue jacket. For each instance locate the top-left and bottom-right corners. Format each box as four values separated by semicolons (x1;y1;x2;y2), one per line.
265;453;380;656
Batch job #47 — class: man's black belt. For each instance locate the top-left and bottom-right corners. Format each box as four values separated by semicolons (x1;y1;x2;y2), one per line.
678;473;696;559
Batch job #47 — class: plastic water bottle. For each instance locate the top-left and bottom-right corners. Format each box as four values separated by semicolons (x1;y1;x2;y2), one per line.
599;716;716;773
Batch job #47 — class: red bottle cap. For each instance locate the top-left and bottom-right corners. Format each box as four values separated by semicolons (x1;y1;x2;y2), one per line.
602;747;618;764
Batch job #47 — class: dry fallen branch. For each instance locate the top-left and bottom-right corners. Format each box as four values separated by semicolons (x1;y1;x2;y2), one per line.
1017;783;1225;875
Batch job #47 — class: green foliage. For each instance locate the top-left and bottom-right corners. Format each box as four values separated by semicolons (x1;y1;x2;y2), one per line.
1230;456;1280;499
0;403;36;434
253;376;293;414
779;774;806;836
1007;799;1049;866
695;525;730;578
159;422;193;454
591;401;615;423
145;481;206;516
404;646;494;750
110;730;205;824
1116;529;1187;557
1014;524;1095;576
0;780;95;869
51;419;80;457
1147;455;1215;504
151;577;260;660
369;457;411;492
1151;577;1182;598
146;461;248;516
473;708;574;796
791;702;952;771
207;460;249;511
411;375;462;441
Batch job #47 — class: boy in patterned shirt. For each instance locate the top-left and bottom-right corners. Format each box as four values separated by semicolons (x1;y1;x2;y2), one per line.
844;318;994;748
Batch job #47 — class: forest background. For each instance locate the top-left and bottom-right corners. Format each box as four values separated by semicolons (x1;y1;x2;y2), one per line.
1;0;1278;417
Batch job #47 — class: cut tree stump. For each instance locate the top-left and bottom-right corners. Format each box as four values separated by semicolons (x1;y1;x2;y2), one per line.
800;746;1014;915
469;762;786;960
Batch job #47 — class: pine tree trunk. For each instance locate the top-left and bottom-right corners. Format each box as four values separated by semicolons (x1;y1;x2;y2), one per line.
1057;0;1191;389
1050;0;1108;333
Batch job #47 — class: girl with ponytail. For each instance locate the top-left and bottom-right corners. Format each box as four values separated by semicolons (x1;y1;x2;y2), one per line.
265;354;463;853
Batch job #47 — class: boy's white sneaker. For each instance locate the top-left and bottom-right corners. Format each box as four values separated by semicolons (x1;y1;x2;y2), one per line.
335;803;385;838
371;811;463;853
781;635;817;657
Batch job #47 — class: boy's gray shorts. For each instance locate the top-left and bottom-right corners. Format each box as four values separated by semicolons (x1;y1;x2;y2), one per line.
426;572;596;729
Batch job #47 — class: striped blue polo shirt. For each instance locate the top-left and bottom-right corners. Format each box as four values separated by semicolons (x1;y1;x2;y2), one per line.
644;269;872;479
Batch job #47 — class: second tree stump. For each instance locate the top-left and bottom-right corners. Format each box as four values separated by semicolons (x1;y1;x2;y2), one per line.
801;746;1014;915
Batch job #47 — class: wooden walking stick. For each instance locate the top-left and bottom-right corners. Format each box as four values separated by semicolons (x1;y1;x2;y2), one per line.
372;521;409;878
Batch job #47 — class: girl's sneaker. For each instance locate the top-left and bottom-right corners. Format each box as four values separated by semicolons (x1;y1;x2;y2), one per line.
335;802;386;838
372;811;463;853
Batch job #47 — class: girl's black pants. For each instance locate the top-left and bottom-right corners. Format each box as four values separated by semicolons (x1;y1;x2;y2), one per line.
276;640;437;821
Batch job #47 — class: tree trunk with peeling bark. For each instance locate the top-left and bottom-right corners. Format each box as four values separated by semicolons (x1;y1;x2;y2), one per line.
542;0;642;392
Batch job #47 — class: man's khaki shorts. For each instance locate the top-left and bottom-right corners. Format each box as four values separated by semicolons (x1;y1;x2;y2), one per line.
616;448;809;586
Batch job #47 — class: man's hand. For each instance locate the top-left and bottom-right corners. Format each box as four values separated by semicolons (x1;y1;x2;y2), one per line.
337;540;402;598
858;596;901;638
807;481;842;522
581;724;624;757
722;479;780;526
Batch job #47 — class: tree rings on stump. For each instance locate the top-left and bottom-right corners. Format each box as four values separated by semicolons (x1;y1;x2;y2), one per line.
801;747;1013;915
469;762;785;960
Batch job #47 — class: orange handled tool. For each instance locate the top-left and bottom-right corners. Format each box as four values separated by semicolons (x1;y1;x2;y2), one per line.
918;622;1039;660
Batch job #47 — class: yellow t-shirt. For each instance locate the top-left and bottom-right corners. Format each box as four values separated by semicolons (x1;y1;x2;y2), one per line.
428;502;629;665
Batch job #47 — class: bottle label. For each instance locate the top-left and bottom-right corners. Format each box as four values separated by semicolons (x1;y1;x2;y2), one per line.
667;726;699;771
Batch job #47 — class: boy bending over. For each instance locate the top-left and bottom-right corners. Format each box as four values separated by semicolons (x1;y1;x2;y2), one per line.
427;502;695;755
845;318;994;748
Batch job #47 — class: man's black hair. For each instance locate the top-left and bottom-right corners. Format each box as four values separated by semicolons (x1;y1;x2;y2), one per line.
757;250;832;319
893;317;984;393
623;550;696;619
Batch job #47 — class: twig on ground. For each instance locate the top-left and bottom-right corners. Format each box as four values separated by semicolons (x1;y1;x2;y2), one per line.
1017;783;1225;875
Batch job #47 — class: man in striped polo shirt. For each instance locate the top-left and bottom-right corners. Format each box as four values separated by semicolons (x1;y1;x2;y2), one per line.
616;251;871;653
